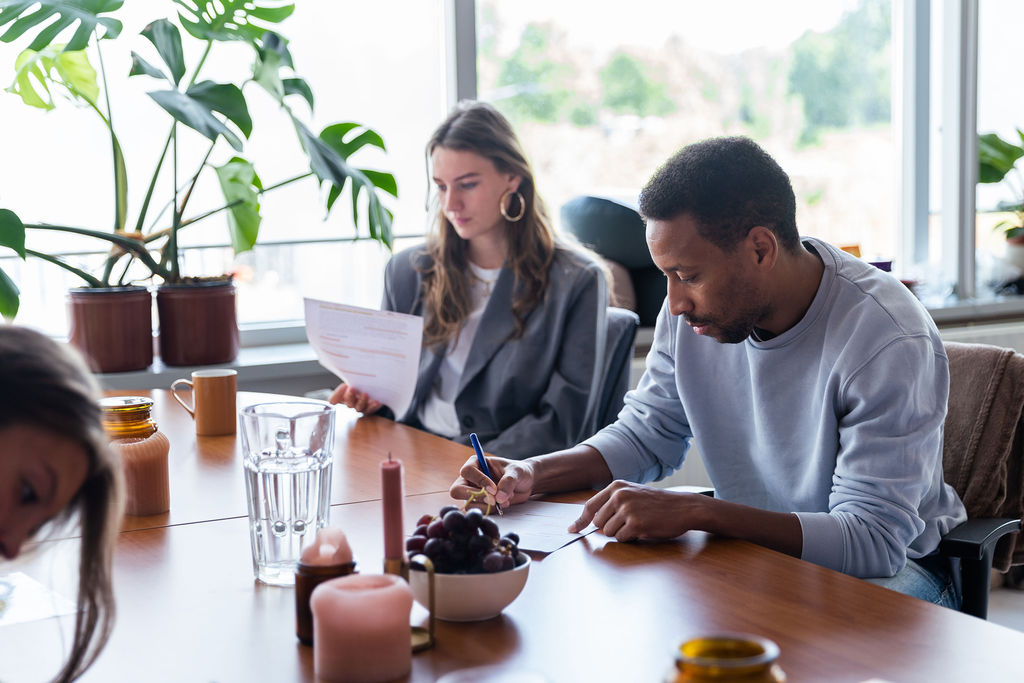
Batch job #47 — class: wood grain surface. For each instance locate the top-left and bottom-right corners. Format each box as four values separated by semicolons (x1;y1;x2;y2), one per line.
3;393;1024;682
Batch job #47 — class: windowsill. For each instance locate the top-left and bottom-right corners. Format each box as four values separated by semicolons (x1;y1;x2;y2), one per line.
96;342;327;391
97;290;1024;392
926;297;1024;327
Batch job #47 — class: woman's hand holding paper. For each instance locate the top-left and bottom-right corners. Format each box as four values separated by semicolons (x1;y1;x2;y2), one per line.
328;383;383;416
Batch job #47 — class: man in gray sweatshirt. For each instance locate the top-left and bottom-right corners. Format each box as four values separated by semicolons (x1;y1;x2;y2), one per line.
452;136;967;607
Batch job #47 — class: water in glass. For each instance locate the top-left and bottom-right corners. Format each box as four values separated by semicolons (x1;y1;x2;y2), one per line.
239;402;335;586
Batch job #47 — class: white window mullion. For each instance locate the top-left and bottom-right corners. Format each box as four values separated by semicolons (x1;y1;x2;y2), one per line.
941;0;979;299
896;0;931;269
446;0;478;106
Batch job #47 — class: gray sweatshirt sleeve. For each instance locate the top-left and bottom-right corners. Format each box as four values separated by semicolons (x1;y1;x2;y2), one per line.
583;302;693;482
795;335;952;577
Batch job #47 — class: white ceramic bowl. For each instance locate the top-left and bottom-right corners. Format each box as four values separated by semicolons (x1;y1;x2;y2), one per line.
409;555;530;622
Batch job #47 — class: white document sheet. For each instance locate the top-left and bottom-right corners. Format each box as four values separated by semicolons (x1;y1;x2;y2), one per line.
304;298;423;419
495;500;595;553
0;572;76;627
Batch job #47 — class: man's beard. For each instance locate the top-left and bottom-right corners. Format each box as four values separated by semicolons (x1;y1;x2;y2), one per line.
686;303;768;344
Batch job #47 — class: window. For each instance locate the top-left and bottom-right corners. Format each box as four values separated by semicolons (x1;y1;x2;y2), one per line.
5;1;1017;343
476;0;897;262
0;1;449;337
471;0;1024;324
974;0;1024;300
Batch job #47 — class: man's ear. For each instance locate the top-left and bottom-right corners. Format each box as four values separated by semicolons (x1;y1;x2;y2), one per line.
747;226;778;269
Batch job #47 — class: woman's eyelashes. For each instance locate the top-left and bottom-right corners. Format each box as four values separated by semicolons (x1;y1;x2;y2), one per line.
435;181;479;193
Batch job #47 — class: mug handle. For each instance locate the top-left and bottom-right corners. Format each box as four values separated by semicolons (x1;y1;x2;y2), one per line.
170;378;196;418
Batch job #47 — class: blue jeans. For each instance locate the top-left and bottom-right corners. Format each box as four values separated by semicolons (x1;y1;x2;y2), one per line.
865;554;961;610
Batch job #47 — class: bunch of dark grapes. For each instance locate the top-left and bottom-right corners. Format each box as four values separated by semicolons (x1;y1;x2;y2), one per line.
406;505;527;573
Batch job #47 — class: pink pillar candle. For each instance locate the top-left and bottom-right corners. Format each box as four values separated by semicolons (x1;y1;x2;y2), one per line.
381;457;405;563
300;527;354;566
311;574;413;682
115;431;171;516
296;527;357;645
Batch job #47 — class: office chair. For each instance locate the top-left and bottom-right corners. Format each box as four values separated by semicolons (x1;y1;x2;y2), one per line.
561;196;664;327
580;306;640;440
937;341;1024;619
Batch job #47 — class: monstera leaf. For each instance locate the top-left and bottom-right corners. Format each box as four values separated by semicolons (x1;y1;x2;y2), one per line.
139;18;185;85
979;130;1024;185
214;157;262;253
148;81;252;150
6;44;127;231
0;0;123;52
6;44;99;109
173;0;293;44
318;123;397;215
294;120;395;247
0;209;25;319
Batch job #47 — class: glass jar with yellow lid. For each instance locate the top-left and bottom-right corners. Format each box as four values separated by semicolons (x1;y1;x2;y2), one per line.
667;633;786;682
100;396;171;516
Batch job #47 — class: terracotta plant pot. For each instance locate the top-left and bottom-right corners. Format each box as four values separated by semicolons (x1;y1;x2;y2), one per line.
67;286;154;373
156;279;239;366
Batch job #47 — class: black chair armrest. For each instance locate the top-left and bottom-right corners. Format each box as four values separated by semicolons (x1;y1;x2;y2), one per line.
939;518;1021;561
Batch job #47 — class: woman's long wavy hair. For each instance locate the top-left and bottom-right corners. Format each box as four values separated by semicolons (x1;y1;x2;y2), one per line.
420;100;557;348
0;326;124;683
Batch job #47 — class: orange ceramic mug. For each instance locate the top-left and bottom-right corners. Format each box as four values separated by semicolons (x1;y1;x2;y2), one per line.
171;369;237;436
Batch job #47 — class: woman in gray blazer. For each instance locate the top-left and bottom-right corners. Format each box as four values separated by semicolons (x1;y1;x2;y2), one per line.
330;101;607;460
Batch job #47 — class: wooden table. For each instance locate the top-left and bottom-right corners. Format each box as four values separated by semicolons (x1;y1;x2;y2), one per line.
4;391;1024;682
100;389;475;531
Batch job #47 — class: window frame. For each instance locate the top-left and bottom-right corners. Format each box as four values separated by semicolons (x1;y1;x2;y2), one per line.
134;0;1021;347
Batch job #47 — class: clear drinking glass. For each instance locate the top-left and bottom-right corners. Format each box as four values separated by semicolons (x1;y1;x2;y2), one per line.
238;401;336;586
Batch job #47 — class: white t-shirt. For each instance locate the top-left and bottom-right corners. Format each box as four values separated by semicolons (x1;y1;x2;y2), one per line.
416;262;501;437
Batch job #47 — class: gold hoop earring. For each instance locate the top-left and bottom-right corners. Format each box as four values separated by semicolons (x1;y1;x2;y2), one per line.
500;190;526;222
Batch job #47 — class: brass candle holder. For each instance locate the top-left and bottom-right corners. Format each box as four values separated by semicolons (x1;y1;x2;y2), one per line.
383;556;409;581
407;555;436;653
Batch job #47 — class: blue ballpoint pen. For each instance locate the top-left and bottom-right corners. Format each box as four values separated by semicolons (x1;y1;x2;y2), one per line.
469;432;502;515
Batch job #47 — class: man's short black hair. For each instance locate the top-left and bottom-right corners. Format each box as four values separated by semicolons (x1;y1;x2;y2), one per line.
638;136;800;252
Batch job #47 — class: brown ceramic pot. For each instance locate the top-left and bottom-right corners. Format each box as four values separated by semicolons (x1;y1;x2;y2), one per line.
67;286;154;373
156;279;239;366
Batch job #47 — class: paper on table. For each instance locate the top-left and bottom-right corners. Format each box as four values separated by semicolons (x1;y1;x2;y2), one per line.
304;298;423;419
494;500;594;553
0;572;76;627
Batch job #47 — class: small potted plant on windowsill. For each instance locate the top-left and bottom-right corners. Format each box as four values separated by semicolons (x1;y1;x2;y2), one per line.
979;128;1024;272
0;1;396;371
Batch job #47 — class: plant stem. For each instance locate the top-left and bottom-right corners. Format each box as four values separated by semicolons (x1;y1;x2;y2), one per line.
93;30;126;234
262;172;314;193
176;141;217;221
148;172;313;239
24;249;104;287
115;256;134;286
186;42;213;89
100;249;119;285
133;133;173;233
178;199;243;229
170;124;181;281
27;223;168;278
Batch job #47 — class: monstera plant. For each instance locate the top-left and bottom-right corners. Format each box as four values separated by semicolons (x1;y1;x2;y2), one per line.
0;0;396;368
978;128;1024;241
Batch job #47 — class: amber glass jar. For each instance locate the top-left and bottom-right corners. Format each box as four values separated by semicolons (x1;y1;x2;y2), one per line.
100;396;171;516
668;634;786;682
294;560;358;645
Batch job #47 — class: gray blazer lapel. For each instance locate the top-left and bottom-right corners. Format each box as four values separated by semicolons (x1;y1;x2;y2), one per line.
458;267;517;394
